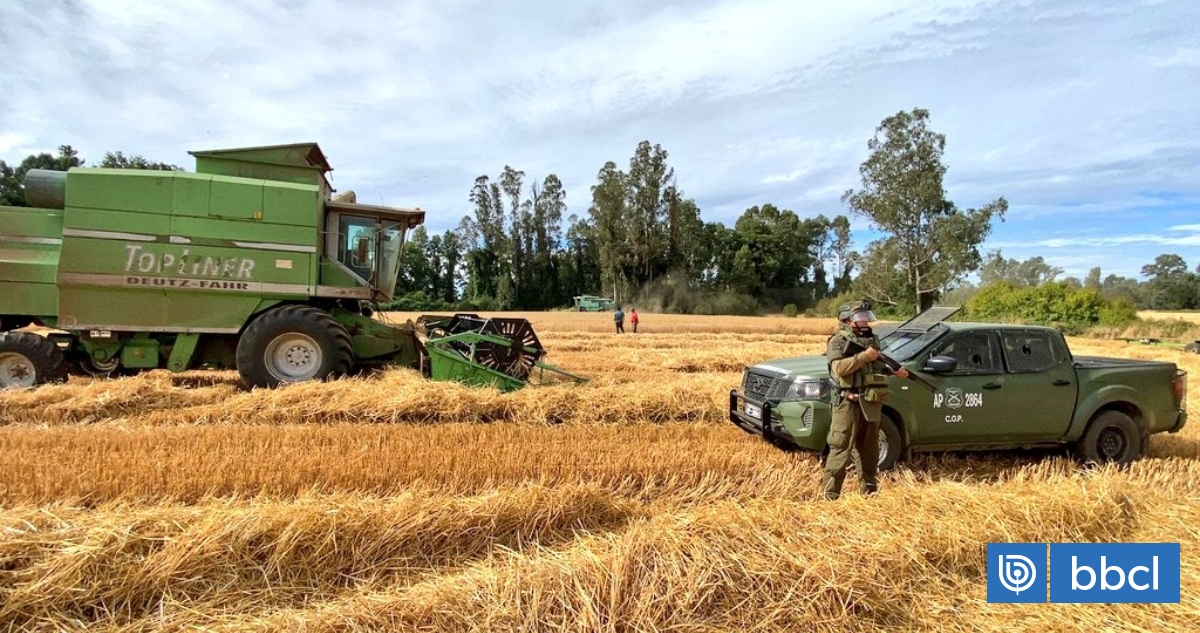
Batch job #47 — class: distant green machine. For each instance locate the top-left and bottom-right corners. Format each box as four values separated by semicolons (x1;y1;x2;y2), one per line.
1120;337;1200;354
572;295;615;312
0;143;583;391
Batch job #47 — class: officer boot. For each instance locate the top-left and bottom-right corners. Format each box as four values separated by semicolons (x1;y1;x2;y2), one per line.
821;471;845;500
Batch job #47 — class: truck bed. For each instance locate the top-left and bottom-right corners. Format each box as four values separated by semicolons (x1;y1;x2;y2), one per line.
1073;356;1174;369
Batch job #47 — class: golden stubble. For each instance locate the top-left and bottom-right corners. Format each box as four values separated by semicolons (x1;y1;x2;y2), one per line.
1;313;1198;632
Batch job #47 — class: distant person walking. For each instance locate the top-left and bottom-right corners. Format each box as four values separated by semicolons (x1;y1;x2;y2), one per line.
630;308;640;333
613;306;625;334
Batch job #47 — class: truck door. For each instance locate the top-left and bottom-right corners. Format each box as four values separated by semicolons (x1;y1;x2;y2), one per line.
997;329;1076;439
910;330;1021;445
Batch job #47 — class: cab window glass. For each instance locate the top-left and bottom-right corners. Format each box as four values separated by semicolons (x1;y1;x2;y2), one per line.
338;215;375;280
1002;330;1063;373
929;332;1002;375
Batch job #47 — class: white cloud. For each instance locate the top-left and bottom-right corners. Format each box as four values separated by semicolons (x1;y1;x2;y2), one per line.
1152;47;1200;67
0;132;35;156
0;0;1194;250
1023;234;1200;249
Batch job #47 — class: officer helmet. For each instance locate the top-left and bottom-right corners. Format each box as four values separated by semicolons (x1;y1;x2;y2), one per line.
850;308;877;323
839;300;875;322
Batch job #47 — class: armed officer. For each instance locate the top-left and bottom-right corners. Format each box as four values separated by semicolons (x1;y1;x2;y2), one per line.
822;301;909;500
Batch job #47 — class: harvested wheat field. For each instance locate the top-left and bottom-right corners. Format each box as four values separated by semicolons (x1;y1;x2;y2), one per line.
1;312;1198;632
1138;310;1200;325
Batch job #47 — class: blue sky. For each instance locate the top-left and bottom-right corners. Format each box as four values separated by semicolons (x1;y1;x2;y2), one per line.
1;0;1197;280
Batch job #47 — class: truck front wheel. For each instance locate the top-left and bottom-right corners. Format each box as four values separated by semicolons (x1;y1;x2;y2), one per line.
876;414;903;471
837;414;903;471
236;306;354;388
1076;410;1142;466
0;331;68;388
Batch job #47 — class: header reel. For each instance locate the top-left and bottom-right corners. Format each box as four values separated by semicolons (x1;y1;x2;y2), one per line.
416;314;585;391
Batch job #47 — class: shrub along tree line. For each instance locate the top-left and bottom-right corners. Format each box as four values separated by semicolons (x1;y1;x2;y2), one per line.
964;282;1138;331
942;250;1200;331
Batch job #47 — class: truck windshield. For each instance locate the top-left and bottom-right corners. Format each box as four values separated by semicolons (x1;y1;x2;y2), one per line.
879;323;947;361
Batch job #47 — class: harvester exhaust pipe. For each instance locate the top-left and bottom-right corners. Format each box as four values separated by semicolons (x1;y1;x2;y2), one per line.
23;170;67;209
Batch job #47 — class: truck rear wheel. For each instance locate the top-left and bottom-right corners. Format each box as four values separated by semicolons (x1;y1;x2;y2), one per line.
0;331;68;388
236;306;354;388
1076;410;1141;466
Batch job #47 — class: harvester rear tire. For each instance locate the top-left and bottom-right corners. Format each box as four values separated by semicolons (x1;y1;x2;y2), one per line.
236;305;354;388
0;331;68;389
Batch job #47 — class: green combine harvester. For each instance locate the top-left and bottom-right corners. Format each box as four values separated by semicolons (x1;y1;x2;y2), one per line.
0;143;583;391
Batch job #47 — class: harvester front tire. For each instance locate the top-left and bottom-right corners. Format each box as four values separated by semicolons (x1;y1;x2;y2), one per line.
0;331;68;389
236;306;354;388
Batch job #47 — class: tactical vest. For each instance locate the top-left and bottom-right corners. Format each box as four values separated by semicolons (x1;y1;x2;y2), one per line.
828;329;891;404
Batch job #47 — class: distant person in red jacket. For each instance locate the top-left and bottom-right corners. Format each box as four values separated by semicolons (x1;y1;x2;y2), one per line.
630;308;640;333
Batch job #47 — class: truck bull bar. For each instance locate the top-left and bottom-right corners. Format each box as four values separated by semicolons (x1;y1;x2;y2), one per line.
729;389;777;443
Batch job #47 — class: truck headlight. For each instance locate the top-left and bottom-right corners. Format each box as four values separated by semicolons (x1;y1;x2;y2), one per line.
785;379;830;401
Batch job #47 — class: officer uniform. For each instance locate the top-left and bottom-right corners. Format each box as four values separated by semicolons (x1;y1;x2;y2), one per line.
823;301;891;500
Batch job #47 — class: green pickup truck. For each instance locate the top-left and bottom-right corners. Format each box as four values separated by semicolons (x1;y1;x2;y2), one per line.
729;307;1188;468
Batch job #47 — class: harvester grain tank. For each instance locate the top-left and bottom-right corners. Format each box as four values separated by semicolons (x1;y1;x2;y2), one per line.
0;143;582;391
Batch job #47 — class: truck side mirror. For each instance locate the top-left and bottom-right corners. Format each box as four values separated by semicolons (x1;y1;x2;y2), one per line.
923;355;958;373
355;236;370;265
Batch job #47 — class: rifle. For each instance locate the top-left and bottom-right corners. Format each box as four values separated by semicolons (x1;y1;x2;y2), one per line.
842;338;938;393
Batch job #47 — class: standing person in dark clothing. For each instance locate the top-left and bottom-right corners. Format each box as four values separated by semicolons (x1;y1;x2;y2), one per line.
613;305;625;333
822;300;909;500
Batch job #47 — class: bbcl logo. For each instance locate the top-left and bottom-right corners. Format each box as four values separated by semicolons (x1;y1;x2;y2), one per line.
1051;544;1180;603
988;543;1181;603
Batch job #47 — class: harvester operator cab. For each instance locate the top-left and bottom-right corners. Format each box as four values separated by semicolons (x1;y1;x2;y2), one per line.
334;212;404;295
323;194;422;303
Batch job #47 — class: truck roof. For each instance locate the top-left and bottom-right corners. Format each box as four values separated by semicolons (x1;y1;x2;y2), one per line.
891;306;1061;336
942;321;1061;333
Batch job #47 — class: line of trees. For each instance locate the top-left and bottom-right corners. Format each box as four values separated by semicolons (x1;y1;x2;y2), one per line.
409;141;857;314
416;109;1006;315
